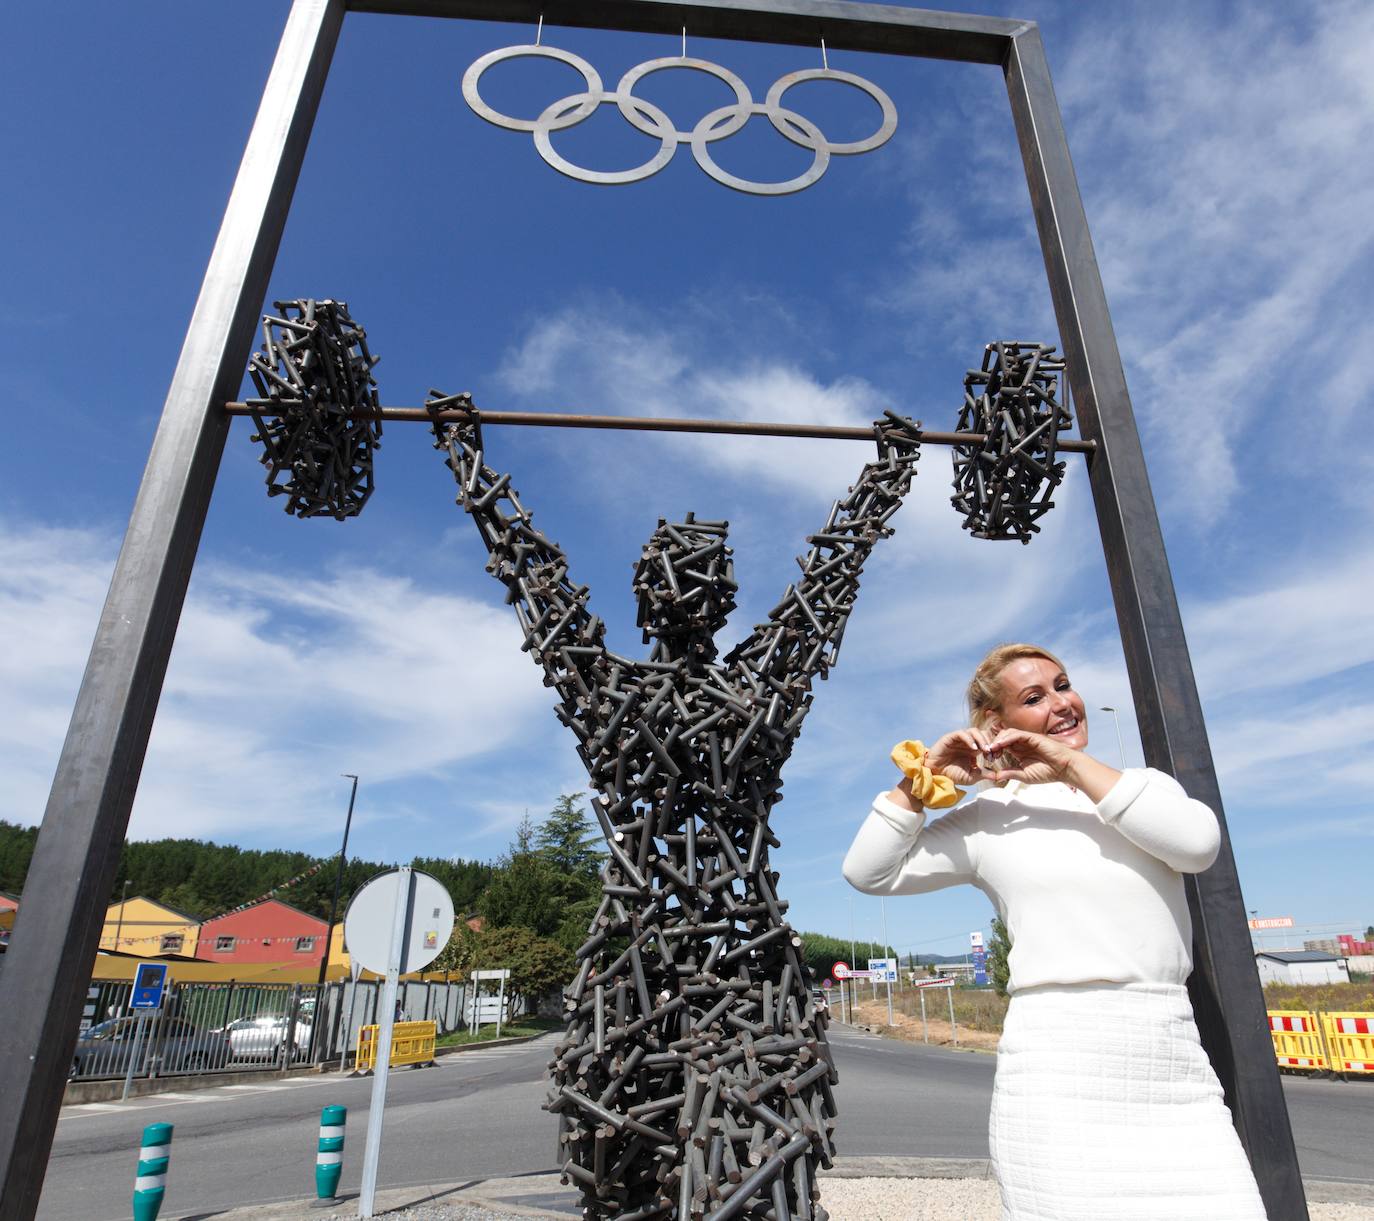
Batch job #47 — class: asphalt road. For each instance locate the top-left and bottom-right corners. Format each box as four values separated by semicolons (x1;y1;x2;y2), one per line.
35;1026;1372;1220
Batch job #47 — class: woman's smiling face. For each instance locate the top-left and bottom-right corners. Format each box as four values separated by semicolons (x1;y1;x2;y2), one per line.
992;656;1089;751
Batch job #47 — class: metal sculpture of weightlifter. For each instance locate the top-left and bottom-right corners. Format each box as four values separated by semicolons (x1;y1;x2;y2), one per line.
433;393;922;1220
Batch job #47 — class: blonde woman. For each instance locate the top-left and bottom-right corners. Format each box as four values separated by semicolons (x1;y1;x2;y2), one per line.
842;643;1265;1220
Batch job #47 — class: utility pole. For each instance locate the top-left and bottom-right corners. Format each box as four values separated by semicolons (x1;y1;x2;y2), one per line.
881;898;894;1025
313;775;358;1061
317;774;359;990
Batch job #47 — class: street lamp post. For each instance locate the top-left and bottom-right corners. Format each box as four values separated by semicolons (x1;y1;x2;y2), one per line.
1099;706;1128;769
848;897;857;1024
880;898;894;1026
313;775;359;1060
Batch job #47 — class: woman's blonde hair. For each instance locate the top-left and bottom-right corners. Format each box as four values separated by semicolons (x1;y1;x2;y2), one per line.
966;643;1068;760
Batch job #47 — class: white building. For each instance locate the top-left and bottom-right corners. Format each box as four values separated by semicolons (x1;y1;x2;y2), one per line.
1255;950;1349;986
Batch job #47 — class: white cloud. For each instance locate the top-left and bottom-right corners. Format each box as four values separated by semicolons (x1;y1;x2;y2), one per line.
1184;550;1374;701
0;517;550;845
876;1;1374;527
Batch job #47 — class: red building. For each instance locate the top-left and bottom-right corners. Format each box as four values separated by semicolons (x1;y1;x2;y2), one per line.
195;899;329;967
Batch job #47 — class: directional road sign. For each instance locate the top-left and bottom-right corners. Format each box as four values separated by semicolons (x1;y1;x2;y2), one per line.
130;963;168;1010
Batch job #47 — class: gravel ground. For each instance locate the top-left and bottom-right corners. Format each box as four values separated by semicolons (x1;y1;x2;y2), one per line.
310;1179;1374;1221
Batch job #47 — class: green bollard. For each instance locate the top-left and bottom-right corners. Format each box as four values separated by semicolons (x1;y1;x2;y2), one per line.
315;1104;347;1200
132;1122;173;1221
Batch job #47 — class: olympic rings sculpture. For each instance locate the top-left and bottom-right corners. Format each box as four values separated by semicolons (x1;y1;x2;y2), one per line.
461;45;897;196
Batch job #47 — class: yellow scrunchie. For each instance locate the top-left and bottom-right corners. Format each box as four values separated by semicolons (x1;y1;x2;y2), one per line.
890;740;964;809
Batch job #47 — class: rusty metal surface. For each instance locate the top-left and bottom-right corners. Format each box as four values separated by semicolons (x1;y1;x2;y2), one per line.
435;391;922;1218
245;299;381;519
950;341;1073;544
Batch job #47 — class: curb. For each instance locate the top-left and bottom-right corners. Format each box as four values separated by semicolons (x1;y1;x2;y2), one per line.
434;1032;547;1057
63;1061;328;1107
165;1159;1374;1219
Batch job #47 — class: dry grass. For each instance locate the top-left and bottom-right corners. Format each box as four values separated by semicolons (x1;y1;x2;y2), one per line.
1262;981;1374;1014
846;981;1372;1053
850;994;1003;1051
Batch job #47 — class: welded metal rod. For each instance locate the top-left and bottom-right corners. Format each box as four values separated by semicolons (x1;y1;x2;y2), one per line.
223;401;1097;452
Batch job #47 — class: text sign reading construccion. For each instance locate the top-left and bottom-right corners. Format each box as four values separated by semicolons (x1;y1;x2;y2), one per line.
1248;917;1294;930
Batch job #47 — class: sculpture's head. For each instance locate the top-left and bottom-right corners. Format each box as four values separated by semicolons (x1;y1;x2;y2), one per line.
632;516;736;660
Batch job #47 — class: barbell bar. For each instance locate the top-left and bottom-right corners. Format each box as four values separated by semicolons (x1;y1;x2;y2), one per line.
223;401;1096;453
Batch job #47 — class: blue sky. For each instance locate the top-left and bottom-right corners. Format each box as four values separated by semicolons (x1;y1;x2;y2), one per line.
4;1;1370;961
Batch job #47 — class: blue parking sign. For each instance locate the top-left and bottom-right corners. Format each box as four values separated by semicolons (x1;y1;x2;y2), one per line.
130;963;168;1010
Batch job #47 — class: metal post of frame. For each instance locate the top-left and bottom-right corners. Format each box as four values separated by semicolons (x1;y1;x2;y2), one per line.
1003;25;1307;1220
0;2;345;1216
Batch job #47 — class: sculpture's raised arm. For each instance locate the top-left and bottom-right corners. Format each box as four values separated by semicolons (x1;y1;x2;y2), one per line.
728;412;922;694
430;391;610;750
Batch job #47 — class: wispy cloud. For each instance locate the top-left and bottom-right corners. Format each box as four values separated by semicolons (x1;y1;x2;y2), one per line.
0;517;551;847
878;0;1374;528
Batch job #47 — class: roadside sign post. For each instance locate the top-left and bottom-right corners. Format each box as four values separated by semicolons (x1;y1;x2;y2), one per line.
868;958;897;1027
121;964;169;1102
343;868;454;1220
339;961;363;1076
911;976;956;1045
469;969;511;1037
970;931;988;987
833;962;850;1024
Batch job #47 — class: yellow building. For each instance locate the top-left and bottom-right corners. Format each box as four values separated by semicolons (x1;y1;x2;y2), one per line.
325;921;349;977
100;896;201;957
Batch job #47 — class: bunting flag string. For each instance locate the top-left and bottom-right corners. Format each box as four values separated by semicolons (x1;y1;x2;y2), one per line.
104;856;336;947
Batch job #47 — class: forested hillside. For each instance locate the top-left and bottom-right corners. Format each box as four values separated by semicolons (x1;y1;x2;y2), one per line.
2;802;904;1003
0;818;492;923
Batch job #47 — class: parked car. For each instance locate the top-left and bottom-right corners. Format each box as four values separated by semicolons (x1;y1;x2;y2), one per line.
219;1014;313;1063
70;1016;228;1079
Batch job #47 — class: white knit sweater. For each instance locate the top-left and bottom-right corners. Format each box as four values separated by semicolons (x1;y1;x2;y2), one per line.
841;769;1220;994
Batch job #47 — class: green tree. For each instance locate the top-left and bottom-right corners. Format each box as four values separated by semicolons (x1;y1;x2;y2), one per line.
0;821;39;895
481;815;563;937
1365;925;1373;941
468;925;574;1021
536;794;603;881
986;914;1012;997
158;882;210;920
433;921;481;975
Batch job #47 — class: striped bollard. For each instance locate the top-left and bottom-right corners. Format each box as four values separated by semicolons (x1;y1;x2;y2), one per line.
132;1122;173;1221
315;1104;347;1200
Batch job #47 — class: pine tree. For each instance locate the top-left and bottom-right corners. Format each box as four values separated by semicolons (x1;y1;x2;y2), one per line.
536;794;603;880
481;814;562;936
987;914;1012;996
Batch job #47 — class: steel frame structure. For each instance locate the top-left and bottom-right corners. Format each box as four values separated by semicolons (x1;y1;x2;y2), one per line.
0;3;1306;1218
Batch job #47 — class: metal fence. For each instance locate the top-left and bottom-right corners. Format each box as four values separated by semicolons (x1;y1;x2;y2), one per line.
70;977;478;1082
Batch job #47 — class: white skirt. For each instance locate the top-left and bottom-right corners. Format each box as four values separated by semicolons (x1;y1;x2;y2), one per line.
989;983;1267;1220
